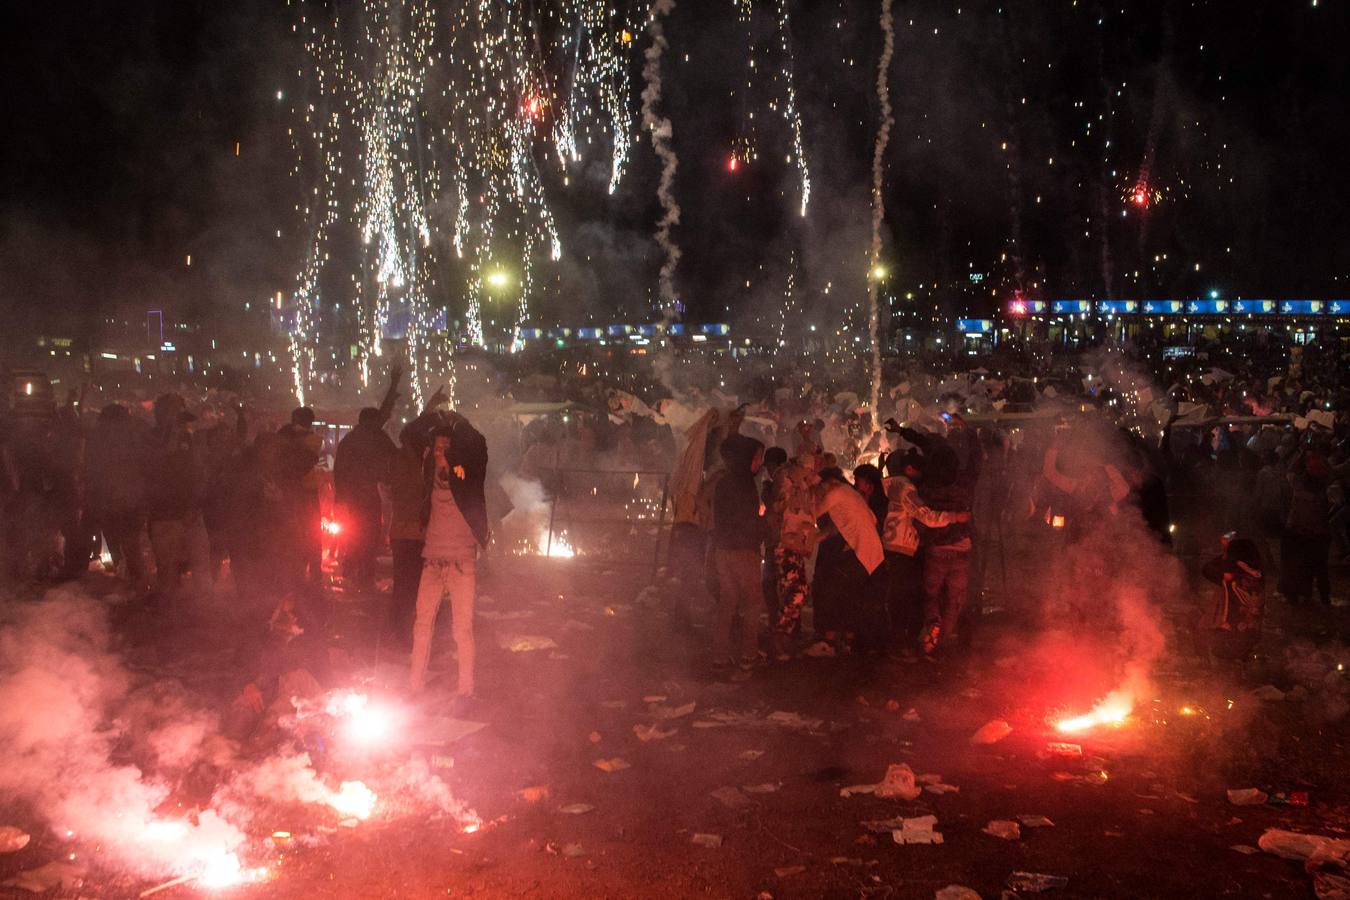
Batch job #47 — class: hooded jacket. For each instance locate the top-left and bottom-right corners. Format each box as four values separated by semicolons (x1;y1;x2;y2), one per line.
418;414;490;548
712;434;766;552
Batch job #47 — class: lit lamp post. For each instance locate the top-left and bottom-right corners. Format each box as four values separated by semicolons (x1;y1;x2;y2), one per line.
483;267;513;351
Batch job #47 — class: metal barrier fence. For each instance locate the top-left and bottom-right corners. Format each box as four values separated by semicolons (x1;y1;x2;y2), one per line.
535;468;671;578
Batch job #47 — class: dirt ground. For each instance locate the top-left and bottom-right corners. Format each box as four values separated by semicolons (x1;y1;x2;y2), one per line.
2;551;1348;900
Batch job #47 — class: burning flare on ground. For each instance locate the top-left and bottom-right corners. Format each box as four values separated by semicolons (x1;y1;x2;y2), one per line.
1054;689;1133;733
328;781;377;820
324;691;399;747
539;530;576;558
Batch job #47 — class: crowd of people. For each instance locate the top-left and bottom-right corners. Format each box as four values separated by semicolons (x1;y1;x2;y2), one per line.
1;325;1345;705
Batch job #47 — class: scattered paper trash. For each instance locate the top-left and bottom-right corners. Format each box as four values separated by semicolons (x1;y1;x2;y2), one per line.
803;641;836;658
970;719;1013;745
766;710;825;731
935;887;981;900
1045;742;1082;759
841;784;878;798
593;758;631;773
1018;815;1055;828
710;786;754;810
775;865;806;878
0;827;29;853
648;701;696;720
924;783;960;796
561;842;585;859
983;820;1022;840
892;815;943;845
902;708;921;722
742;783;780;794
739;750;766;761
1269;791;1311;807
559;804;594;815
499;635;559;652
691;833;723;848
875;764;921;800
642;694;668;703
1252;685;1286;702
633;723;677;742
1258;829;1350;862
1314;870;1350;900
518;785;550;804
1006;871;1068;893
1229;844;1259;855
1227;788;1268;806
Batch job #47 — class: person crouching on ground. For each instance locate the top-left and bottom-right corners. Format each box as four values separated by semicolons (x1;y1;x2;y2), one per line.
410;407;489;706
711;434;767;670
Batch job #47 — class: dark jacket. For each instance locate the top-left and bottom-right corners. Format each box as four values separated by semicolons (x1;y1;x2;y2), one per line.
910;430;976;550
145;422;206;520
712;434;766;552
334;421;396;505
416;414;490;547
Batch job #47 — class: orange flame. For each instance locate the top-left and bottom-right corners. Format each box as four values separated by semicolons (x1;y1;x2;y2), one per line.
1054;690;1133;733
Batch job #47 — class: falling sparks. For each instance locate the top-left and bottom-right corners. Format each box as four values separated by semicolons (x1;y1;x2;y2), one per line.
284;0;641;400
775;0;810;216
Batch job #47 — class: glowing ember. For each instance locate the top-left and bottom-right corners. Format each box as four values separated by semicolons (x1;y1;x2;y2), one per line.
322;518;342;536
328;781;377;820
1055;691;1133;733
539;531;576;558
463;823;480;834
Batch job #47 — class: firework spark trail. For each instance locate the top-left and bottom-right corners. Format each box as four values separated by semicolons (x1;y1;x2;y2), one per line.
867;0;895;426
285;0;639;395
776;0;810;216
641;0;681;319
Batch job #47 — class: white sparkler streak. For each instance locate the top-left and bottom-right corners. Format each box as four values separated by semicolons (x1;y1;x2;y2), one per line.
775;0;810;216
867;0;896;427
641;0;681;318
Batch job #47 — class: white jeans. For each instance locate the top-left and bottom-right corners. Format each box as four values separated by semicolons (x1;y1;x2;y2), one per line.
409;557;476;695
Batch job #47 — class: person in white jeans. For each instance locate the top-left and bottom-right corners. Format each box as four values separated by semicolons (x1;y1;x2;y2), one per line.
409;416;487;698
410;557;476;696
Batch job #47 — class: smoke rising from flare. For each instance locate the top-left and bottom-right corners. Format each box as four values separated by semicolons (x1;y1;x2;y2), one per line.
0;589;247;879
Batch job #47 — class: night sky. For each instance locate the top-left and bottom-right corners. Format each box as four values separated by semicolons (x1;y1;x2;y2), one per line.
3;0;1349;339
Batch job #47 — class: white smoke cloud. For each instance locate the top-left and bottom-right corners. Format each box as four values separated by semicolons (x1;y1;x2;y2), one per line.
0;586;478;885
0;588;246;877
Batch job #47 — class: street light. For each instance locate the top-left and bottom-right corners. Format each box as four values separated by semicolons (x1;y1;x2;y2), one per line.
870;265;887;281
485;269;510;289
